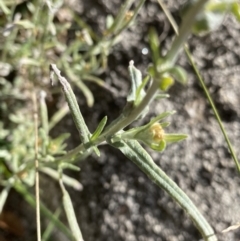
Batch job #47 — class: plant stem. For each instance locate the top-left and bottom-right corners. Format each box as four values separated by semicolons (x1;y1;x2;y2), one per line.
185;48;240;173
166;0;208;64
33;92;41;241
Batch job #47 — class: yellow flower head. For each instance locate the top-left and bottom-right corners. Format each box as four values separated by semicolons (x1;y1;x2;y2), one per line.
150;123;165;142
119;111;187;152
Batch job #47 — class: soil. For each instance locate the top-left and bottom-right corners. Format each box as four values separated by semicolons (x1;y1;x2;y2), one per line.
2;0;240;241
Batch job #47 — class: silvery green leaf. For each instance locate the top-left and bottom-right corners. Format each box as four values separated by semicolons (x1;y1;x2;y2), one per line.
148;27;160;64
91;116;108;141
60;182;84;241
59;163;80;172
168;66;188;85
0;1;10;15
159;122;171;128
15;20;35;29
106;15;114;29
50;64;90;144
164;134;188;143
0;184;12;213
109;139;216;240
70;74;94;108
0;62;12;77
143;111;175;130
155;93;170;99
40;167;83;191
40;91;49;156
135;75;149;106
127;61;145;103
108;139;156;167
40;91;48;133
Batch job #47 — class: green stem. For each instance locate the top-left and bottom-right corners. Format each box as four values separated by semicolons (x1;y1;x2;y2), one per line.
166;0;208;64
33;92;41;241
184;48;240;173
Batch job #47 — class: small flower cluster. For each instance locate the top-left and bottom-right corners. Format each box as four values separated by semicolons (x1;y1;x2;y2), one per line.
120;111;187;152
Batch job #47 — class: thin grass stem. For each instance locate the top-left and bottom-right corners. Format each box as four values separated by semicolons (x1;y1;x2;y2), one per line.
184;48;240;173
157;0;240;173
33;92;41;241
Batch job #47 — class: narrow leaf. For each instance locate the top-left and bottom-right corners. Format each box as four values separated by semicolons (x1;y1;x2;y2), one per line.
135;75;149;106
40;91;49;156
40;91;49;133
148;27;160;64
155;93;170;99
109;139;217;241
60;163;80;172
15;20;35;29
42;209;61;241
168;66;188;85
50;64;90;144
40;167;83;191
159;122;171;128
0;185;11;214
0;0;11;14
148;111;176;126
127;60;144;103
231;2;240;21
91;116;108;141
60;181;83;241
164;134;188;143
49;103;69;131
72;76;94;108
106;15;114;29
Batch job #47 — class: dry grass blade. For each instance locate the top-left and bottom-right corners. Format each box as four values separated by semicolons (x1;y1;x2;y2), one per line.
222;223;240;233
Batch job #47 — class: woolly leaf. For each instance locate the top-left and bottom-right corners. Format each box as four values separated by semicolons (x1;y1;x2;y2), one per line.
127;61;145;103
